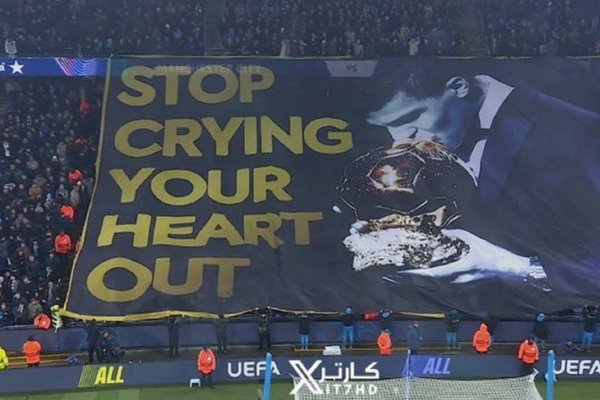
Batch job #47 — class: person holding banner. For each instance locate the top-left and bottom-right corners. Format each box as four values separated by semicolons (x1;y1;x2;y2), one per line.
197;346;216;389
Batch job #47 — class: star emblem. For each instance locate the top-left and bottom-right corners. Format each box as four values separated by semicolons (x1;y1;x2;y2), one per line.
9;61;24;74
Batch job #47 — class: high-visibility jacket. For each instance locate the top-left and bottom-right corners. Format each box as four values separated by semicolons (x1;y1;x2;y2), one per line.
54;233;72;254
23;340;41;365
377;332;393;355
60;205;75;222
472;323;491;353
518;341;539;365
68;169;83;185
197;349;216;374
0;346;8;370
34;314;51;330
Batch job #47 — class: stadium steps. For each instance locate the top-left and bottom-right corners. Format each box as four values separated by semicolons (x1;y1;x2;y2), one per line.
204;0;228;56
463;0;489;57
5;352;71;368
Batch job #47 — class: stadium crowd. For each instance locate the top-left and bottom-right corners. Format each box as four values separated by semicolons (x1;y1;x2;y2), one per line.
483;0;600;56
1;0;205;56
2;0;600;57
0;2;598;335
219;0;468;57
0;78;101;327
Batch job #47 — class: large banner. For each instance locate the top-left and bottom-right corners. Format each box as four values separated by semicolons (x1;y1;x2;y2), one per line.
64;57;600;320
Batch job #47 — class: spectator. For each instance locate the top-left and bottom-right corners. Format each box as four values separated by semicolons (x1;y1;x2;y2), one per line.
353;40;364;58
484;315;499;349
12;301;28;325
96;331;124;363
4;38;17;56
407;320;422;355
33;313;51;330
341;307;355;349
0;303;10;327
97;331;112;363
167;317;180;358
67;168;82;186
582;306;598;351
257;311;271;351
27;298;43;321
60;203;75;223
22;335;41;368
409;36;421;56
533;313;549;351
299;313;311;350
215;314;228;354
445;310;460;349
379;310;393;332
86;320;100;364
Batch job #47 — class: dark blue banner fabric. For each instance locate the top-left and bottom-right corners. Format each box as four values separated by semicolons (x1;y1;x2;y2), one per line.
63;56;600;320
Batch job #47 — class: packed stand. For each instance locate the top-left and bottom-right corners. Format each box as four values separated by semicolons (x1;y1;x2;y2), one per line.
0;78;102;327
219;0;469;58
1;0;204;56
483;0;600;56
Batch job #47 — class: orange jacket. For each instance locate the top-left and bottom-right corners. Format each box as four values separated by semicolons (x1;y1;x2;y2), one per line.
34;314;51;330
472;323;491;353
68;169;83;185
518;341;539;365
54;233;72;254
377;332;392;355
197;349;216;374
60;205;75;222
23;340;41;365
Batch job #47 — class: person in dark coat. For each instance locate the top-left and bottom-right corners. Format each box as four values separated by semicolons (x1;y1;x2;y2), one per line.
215;314;228;354
407;321;422;355
341;307;355;349
533;313;549;351
96;331;111;363
484;316;499;348
167;317;180;358
445;310;460;349
86;320;100;363
582;306;598;351
257;311;271;351
379;310;393;332
299;313;311;350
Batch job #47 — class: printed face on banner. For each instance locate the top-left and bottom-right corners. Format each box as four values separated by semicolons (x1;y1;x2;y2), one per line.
366;76;475;150
63;58;600;320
